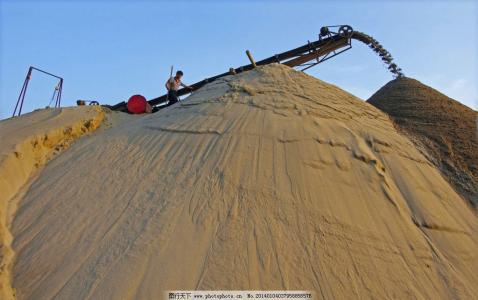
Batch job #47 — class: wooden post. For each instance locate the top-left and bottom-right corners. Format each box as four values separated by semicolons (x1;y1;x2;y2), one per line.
169;65;174;79
246;50;257;68
166;65;173;102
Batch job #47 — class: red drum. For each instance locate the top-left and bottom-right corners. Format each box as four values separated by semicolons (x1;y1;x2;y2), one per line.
127;94;147;114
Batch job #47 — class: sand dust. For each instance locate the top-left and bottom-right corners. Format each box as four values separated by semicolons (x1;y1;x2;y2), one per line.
2;64;478;299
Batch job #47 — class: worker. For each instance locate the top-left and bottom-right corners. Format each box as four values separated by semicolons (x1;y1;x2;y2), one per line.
165;70;193;105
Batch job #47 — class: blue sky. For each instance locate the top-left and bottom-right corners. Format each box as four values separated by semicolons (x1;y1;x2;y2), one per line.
1;0;477;119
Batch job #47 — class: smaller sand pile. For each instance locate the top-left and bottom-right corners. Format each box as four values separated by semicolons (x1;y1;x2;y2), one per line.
368;77;478;207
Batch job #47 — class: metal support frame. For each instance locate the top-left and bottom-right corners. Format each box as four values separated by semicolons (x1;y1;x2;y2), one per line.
300;44;352;71
12;66;64;117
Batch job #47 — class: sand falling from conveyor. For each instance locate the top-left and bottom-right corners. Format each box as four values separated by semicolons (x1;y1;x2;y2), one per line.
351;31;404;78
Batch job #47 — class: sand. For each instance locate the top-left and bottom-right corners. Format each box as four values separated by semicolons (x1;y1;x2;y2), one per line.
2;64;478;299
0;106;106;299
368;78;478;207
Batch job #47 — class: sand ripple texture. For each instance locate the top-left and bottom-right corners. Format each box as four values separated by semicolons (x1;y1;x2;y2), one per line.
5;65;478;299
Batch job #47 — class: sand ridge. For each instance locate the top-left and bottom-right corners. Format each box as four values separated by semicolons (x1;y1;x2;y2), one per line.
0;106;106;300
5;64;478;299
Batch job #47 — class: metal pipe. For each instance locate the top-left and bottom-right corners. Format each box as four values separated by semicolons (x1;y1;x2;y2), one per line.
13;76;29;117
31;67;63;80
17;68;33;116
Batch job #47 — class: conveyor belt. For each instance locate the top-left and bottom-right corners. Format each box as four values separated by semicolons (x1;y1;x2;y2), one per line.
108;25;403;112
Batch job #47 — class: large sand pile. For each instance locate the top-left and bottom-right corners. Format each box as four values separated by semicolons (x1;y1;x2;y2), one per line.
3;64;478;299
368;78;478;207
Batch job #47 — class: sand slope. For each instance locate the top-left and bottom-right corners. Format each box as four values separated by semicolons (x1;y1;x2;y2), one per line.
368;77;477;207
0;107;105;300
9;65;478;299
